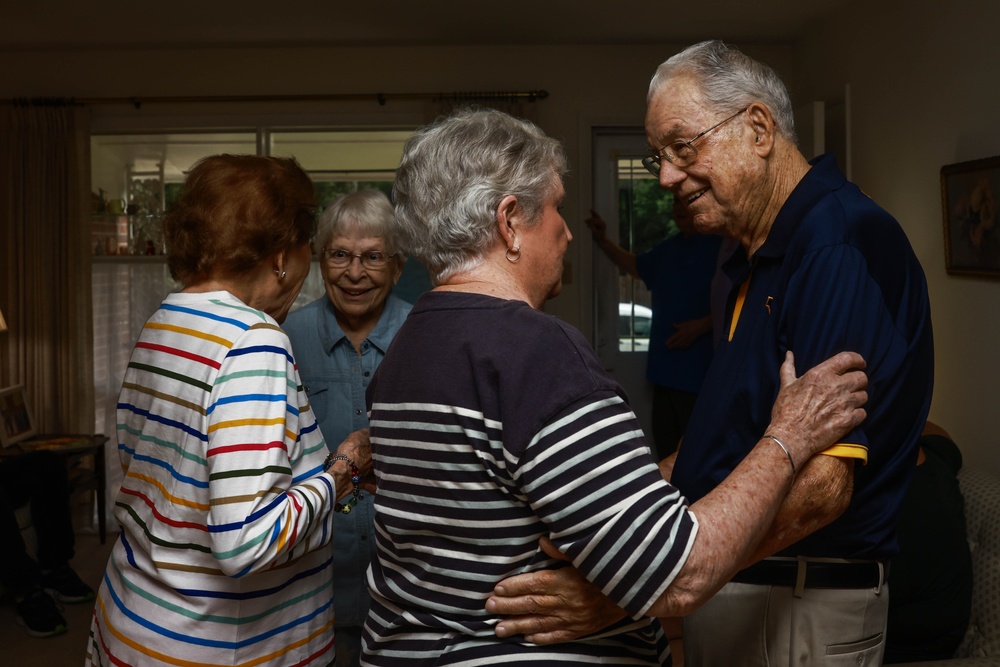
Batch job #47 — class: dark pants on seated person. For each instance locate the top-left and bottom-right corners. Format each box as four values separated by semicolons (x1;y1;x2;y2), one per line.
0;450;76;597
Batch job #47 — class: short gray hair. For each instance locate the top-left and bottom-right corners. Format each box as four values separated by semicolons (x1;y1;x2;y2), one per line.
648;40;797;145
392;107;568;285
315;189;404;259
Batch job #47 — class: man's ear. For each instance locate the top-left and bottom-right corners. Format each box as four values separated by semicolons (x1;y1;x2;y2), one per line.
747;102;776;156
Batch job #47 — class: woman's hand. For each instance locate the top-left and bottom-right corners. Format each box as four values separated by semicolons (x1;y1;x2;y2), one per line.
767;351;868;469
329;428;374;500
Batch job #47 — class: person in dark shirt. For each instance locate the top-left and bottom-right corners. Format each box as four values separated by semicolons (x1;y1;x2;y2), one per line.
883;421;973;663
587;201;721;458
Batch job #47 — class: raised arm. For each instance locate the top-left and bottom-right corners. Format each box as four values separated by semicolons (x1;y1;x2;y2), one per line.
586;210;640;279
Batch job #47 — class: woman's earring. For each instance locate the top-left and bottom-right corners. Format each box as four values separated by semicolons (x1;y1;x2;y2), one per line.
505;246;521;263
274;269;287;280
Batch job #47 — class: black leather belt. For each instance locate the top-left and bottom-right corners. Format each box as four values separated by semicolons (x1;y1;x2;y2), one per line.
731;559;888;590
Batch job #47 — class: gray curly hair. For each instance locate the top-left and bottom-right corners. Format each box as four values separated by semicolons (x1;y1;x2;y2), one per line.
648;40;797;145
315;189;404;259
392;107;568;285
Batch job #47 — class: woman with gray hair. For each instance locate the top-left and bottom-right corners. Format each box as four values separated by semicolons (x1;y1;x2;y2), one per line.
283;188;410;667
362;108;868;665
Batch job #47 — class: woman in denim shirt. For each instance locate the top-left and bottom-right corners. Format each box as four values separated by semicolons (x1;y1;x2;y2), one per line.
284;189;412;667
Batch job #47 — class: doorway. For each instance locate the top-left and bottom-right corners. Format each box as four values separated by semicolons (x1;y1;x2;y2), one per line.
591;128;675;443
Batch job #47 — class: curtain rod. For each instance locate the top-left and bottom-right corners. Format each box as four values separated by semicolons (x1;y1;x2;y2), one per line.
7;90;549;109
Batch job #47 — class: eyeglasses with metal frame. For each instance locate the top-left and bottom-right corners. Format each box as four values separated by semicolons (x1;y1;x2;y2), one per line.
641;107;749;176
321;248;397;270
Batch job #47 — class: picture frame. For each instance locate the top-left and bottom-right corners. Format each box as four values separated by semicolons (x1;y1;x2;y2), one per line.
0;385;36;448
941;156;1000;279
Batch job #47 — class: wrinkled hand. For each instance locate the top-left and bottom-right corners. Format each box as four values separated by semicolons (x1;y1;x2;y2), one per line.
333;428;375;498
665;316;711;350
487;537;627;644
584;209;608;243
768;351;868;465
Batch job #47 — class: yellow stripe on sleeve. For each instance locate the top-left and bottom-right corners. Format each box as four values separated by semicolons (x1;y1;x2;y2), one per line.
819;442;868;464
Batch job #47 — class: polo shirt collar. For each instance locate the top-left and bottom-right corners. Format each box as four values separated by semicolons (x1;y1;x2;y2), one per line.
755;153;845;260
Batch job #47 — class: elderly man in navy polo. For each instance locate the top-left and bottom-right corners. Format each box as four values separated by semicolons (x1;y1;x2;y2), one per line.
487;40;933;667
639;40;933;666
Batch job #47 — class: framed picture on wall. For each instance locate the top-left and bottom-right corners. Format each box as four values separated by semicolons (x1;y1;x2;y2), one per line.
0;385;36;447
941;156;1000;279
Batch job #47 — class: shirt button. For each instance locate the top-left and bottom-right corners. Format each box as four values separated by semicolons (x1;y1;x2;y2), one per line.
364;371;370;377
355;409;362;416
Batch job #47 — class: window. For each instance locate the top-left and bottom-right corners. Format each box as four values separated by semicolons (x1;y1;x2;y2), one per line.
91;128;415;454
614;157;676;352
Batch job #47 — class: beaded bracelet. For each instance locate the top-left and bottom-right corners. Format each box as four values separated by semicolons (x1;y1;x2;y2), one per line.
324;453;362;514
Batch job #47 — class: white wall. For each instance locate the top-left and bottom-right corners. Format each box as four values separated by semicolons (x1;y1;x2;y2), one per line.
796;0;1000;473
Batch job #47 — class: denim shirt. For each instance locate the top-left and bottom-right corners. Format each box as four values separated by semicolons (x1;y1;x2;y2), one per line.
283;293;412;628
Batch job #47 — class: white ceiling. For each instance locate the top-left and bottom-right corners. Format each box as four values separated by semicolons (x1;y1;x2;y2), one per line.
2;0;851;51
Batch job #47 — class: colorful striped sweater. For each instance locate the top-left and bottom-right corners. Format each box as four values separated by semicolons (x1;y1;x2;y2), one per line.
86;290;338;667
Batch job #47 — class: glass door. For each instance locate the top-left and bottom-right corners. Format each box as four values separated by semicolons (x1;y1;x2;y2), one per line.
591;129;676;443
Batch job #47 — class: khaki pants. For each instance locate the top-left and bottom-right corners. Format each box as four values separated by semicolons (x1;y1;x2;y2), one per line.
683;580;889;666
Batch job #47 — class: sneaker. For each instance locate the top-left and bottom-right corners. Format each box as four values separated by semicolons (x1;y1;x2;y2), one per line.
40;565;95;603
15;588;67;638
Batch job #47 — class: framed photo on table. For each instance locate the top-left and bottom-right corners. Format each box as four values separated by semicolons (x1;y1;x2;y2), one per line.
941;156;1000;279
0;385;35;448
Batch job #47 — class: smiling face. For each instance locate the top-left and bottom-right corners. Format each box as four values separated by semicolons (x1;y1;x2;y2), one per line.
645;76;762;239
322;231;402;336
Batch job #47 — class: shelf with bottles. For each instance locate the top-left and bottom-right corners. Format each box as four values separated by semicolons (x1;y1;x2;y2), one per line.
91;212;166;259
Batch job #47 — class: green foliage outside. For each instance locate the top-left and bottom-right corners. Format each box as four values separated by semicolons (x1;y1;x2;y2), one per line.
314;181;393;210
617;175;677;255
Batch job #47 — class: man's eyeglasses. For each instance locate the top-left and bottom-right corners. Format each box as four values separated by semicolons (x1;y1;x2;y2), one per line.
322;248;397;270
642;107;749;176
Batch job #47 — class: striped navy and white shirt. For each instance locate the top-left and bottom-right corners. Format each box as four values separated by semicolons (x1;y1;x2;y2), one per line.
363;292;698;666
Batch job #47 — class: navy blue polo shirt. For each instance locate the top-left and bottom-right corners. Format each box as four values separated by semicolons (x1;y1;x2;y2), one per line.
673;153;934;560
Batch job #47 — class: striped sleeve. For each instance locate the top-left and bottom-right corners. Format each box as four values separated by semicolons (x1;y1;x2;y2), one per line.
205;321;336;576
517;392;697;616
370;390;697;622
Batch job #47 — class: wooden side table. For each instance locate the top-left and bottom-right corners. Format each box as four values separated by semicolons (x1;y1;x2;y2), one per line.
5;434;109;543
